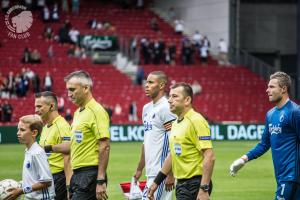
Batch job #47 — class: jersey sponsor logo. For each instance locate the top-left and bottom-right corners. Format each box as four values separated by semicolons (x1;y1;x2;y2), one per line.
174;143;182;156
199;136;211;140
74;130;83;143
143;121;153;132
269;124;282;135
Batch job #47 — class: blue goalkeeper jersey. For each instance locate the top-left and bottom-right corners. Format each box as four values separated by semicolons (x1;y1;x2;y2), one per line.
246;100;300;183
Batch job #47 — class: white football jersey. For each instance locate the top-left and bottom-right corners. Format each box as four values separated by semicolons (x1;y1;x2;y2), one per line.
22;142;55;200
143;96;176;177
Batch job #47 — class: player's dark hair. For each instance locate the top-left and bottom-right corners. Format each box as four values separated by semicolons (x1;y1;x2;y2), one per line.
270;71;291;95
35;91;58;110
149;71;168;85
171;82;193;103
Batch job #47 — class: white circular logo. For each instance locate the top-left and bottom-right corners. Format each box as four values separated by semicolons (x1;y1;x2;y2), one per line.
5;5;33;39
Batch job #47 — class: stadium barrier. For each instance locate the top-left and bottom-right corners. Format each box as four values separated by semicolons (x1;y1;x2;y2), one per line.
0;124;265;144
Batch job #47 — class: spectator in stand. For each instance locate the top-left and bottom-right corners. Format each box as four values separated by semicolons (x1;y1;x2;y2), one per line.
218;38;229;66
22;47;31;63
191;80;202;95
30;49;42;63
43;26;54;41
135;66;145;86
1;0;10;12
62;0;69;12
168;7;176;21
69;27;80;44
37;0;45;10
105;105;113;122
192;30;203;48
24;0;32;10
32;71;41;93
200;45;208;65
72;0;79;14
150;17;159;32
67;45;75;57
88;18;97;29
174;19;184;34
181;38;194;65
44;71;53;91
51;3;59;22
2;100;13;122
42;5;50;22
65;108;73;122
129;101;138;122
114;103;122;116
59;23;71;44
136;0;144;9
168;42;176;65
57;96;65;113
6;71;15;97
47;45;54;58
141;37;152;64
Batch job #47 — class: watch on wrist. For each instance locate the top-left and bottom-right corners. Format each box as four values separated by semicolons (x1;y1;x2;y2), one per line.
200;184;210;192
96;179;106;185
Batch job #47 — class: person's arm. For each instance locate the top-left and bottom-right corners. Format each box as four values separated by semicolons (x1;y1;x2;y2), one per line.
45;141;71;154
147;154;172;199
5;182;51;200
197;148;215;200
134;144;145;182
230;120;270;176
63;154;72;186
96;138;110;200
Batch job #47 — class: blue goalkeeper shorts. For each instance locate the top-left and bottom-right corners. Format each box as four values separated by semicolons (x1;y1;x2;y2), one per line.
275;181;300;200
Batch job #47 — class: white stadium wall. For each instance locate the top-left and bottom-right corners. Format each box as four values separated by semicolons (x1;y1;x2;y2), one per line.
153;0;230;54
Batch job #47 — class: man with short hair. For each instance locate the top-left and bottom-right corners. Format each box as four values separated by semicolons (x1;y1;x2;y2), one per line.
230;71;300;200
45;70;110;200
148;82;215;200
35;91;72;200
134;71;176;200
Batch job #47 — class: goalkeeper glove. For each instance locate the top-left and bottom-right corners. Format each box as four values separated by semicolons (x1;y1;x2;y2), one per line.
230;156;247;177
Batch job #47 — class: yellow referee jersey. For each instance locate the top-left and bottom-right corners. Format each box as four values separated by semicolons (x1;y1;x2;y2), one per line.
169;108;212;179
71;98;110;170
39;115;71;174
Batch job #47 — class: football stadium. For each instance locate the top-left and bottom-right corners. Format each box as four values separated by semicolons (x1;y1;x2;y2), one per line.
0;0;299;200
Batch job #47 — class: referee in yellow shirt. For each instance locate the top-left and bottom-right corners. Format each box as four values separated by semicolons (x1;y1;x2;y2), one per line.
45;70;110;200
148;82;215;200
35;91;72;200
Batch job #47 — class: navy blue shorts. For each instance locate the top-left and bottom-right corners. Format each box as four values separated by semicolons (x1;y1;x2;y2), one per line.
275;181;300;200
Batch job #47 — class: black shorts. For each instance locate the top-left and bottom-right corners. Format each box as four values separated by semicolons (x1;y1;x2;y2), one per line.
53;171;67;200
69;166;98;200
176;175;212;200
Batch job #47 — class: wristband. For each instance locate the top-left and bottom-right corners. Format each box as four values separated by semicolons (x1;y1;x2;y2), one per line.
153;171;167;185
23;186;33;194
44;145;53;153
96;179;107;185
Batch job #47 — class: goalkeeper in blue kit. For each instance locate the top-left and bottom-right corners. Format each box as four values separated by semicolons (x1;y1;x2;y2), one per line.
230;72;300;200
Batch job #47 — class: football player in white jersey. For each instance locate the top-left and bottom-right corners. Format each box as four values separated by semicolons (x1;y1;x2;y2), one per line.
5;115;55;200
134;71;176;200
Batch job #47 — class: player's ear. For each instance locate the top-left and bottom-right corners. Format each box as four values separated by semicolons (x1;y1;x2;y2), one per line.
32;129;38;138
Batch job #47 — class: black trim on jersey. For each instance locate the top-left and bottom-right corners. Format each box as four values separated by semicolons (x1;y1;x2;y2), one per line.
79;107;85;112
177;118;184;123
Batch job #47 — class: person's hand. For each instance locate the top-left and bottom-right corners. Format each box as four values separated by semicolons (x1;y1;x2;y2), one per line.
196;189;209;200
96;184;108;200
4;187;22;200
147;182;158;200
230;158;246;177
134;169;142;183
165;174;175;192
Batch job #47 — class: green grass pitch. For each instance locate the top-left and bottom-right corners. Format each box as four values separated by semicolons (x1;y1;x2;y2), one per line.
0;141;275;199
